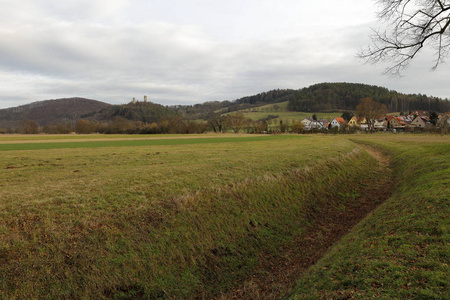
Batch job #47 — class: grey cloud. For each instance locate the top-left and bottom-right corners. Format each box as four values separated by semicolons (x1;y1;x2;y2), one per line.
0;0;449;109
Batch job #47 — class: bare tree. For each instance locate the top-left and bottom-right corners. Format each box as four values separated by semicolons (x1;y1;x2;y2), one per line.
273;104;280;112
19;120;40;134
224;113;250;133
356;97;388;133
359;0;450;75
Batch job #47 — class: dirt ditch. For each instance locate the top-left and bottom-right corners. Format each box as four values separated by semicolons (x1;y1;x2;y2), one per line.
216;144;395;300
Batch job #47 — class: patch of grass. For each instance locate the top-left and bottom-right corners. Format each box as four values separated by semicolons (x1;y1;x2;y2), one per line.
0;134;303;151
224;101;341;123
288;135;450;299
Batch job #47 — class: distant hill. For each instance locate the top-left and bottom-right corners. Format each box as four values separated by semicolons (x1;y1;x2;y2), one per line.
175;83;449;120
0;98;111;128
85;101;176;124
287;82;450;113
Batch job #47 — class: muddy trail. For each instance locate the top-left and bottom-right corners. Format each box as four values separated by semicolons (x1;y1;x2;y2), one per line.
216;144;395;300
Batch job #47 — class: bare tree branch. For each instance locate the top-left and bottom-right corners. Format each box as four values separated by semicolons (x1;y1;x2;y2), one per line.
359;0;450;75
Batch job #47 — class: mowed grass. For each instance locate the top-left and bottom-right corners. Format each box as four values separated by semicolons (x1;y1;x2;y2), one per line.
1;134;360;299
289;134;450;299
229;101;341;122
0;134;301;151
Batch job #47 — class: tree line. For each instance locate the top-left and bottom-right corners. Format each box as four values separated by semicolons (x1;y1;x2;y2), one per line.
1;114;307;135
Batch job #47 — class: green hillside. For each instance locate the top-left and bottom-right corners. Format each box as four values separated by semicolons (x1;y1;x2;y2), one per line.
288;82;450;112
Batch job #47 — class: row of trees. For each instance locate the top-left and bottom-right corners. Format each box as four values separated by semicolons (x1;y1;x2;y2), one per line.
1;115;309;135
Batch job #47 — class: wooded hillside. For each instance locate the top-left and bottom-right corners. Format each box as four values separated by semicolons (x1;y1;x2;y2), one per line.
0;98;110;128
174;83;449;120
85;101;176;124
287;83;450;113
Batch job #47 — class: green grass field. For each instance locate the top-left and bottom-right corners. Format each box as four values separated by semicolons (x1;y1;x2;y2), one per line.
226;101;342;123
0;133;448;299
0;134;301;151
289;135;450;299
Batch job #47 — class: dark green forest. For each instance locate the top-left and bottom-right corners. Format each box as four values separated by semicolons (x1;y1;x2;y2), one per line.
286;83;450;113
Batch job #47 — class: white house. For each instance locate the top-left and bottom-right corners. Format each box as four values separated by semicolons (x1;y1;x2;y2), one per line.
330;117;347;128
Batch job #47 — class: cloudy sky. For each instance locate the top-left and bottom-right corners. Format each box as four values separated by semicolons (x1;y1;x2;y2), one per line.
0;0;449;109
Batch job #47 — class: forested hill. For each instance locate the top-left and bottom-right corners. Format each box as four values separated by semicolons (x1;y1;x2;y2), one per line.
0;98;110;128
86;101;176;124
287;82;450;113
235;89;298;105
176;83;449;119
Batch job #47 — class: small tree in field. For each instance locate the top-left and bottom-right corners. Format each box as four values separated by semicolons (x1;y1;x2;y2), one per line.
273;104;280;112
356;97;388;133
290;121;304;133
224;113;250;133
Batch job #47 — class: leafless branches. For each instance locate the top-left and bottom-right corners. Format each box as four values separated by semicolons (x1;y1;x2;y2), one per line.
359;0;450;75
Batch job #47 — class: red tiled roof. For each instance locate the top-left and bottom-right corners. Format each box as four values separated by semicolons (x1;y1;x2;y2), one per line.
334;117;347;125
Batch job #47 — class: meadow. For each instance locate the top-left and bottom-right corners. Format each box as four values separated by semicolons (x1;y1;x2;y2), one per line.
0;133;448;299
289;134;449;299
225;101;340;123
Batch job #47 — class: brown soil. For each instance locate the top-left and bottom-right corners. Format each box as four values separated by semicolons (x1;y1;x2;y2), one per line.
216;144;395;300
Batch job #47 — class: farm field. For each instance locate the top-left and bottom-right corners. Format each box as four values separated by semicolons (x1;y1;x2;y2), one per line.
0;133;448;299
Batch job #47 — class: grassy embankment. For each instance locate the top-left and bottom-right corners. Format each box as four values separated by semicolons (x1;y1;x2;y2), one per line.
289;135;449;299
1;134;383;299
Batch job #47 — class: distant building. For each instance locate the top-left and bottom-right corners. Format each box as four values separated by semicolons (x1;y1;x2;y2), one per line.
330;117;347;129
410;116;432;129
387;116;406;129
348;116;367;129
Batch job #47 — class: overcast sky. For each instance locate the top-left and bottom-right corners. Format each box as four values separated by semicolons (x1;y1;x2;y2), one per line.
0;0;449;109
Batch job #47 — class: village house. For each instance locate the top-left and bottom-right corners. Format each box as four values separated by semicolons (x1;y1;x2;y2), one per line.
387;116;407;130
301;118;313;130
411;110;428;117
374;118;388;130
437;114;450;128
300;118;329;130
330;117;347;129
348;116;368;130
319;119;330;128
409;116;432;129
402;114;415;123
310;119;328;130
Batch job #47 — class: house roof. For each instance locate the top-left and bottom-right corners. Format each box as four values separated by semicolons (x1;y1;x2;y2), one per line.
390;116;406;125
333;117;347;125
349;116;366;124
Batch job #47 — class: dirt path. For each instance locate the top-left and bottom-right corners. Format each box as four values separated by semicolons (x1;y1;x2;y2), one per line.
215;144;394;300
